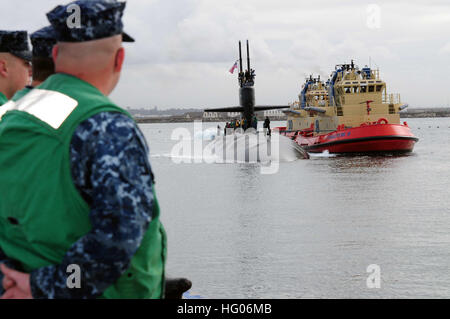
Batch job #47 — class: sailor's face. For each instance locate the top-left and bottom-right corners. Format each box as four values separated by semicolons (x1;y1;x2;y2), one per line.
10;55;31;91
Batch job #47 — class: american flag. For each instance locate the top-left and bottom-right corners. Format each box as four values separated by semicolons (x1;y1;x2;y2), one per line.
229;60;238;74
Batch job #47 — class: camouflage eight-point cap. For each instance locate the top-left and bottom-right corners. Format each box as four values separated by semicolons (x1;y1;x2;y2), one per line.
0;31;32;61
30;26;57;58
47;0;135;43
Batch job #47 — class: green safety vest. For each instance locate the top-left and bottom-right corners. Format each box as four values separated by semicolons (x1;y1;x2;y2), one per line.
0;73;167;299
11;87;32;102
0;92;7;106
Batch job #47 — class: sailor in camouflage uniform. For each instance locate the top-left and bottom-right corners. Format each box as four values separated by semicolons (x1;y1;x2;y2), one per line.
12;26;57;101
0;31;32;106
0;0;166;299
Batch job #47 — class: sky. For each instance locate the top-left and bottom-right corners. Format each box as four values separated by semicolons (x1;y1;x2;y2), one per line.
3;0;450;109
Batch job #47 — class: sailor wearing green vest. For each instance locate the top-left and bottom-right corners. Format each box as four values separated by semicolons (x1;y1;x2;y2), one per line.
0;31;32;106
0;0;166;299
0;92;6;106
12;26;57;102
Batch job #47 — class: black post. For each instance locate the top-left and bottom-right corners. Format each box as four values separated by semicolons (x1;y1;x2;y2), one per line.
246;40;250;72
238;40;255;130
239;41;243;74
239;86;255;129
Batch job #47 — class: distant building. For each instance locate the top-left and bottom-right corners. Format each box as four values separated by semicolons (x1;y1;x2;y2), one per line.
227;112;241;118
203;112;219;119
134;114;171;119
263;109;285;118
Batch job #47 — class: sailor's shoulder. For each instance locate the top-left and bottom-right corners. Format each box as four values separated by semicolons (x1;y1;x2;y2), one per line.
0;89;79;129
73;112;144;151
76;111;137;138
71;111;151;184
11;87;33;102
0;92;8;105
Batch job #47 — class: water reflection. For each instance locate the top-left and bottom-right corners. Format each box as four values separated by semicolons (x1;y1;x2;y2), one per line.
142;119;450;298
230;164;272;297
318;154;412;172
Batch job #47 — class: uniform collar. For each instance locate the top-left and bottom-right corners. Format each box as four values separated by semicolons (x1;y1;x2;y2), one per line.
0;92;8;106
43;73;104;95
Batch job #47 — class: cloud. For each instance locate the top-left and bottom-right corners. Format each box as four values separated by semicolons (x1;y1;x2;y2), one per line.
439;43;450;55
2;0;450;108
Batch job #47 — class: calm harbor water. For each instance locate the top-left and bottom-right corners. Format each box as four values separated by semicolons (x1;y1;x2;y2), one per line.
140;118;450;298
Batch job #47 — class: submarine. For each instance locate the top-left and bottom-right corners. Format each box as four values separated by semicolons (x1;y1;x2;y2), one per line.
205;40;289;129
204;40;309;160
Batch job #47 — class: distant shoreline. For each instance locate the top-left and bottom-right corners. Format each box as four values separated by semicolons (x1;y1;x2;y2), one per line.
135;112;450;124
400;112;450;118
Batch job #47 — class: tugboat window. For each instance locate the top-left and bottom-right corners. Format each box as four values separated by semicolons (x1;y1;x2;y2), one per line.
376;85;383;92
361;85;367;93
345;87;351;94
368;86;375;92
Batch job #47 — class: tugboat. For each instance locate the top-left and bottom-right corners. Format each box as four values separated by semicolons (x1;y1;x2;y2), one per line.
276;61;418;154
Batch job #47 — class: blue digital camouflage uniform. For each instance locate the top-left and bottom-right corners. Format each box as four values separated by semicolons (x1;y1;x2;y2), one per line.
47;0;134;43
0;30;32;62
30;26;57;58
33;112;156;298
0;0;160;299
1;112;157;298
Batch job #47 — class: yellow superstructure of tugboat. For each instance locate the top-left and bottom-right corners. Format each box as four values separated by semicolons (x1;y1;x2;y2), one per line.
277;60;418;153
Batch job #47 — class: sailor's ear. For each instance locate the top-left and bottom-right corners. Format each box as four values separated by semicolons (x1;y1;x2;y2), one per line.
0;59;7;77
52;45;59;62
114;47;125;73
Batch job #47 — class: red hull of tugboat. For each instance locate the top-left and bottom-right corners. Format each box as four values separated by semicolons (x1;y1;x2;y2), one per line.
277;122;418;154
